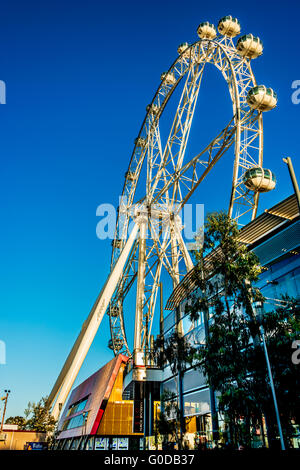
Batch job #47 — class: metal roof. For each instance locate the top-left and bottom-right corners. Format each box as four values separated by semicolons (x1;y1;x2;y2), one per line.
165;194;300;310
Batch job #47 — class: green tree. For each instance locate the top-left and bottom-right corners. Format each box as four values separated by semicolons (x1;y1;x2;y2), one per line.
185;212;263;448
249;297;300;448
185;211;299;449
153;330;196;449
154;391;181;449
5;416;26;429
24;396;56;434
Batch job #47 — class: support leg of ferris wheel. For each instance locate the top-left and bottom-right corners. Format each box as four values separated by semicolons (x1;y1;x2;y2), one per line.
49;222;140;419
171;215;194;272
133;212;147;379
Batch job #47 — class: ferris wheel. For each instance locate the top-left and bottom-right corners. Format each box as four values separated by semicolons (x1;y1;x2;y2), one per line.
49;16;277;419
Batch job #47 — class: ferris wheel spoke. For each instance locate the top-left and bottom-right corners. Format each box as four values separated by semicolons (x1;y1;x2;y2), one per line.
151;115;237;208
149;61;207;202
108;30;269;361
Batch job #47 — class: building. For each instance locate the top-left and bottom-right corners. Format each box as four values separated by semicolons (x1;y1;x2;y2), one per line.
162;193;300;448
54;354;160;450
54;194;299;450
0;426;46;451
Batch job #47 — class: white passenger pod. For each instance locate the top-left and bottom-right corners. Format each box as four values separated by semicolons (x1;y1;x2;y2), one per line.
236;34;263;59
243;167;276;192
247;85;277;111
218;16;241;37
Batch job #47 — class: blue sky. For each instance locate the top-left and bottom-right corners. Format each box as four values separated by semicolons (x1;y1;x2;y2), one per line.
0;0;299;418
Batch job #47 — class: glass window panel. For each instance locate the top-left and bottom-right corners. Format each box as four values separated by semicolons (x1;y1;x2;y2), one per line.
164;311;176;333
70;438;80;450
64;439;71;450
118;438;129;450
77;399;87;412
183;369;207;392
85;437;94;450
95;437;109;450
162;378;178;397
183;389;211;417
182;315;195;335
66;397;88;417
185;324;206;347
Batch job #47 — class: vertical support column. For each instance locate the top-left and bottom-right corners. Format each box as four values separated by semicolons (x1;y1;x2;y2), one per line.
50;222;139;419
172;215;194;273
170;229;180;288
175;306;186;444
133;212;147;373
283;157;300;212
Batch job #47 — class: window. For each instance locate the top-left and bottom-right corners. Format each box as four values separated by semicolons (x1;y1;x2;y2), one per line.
85;437;94;450
183;369;207;393
63;439;71;450
164;311;176;334
183;389;210;417
162;377;178;396
62;412;89;431
66;396;89;417
95;437;109;450
70;438;80;450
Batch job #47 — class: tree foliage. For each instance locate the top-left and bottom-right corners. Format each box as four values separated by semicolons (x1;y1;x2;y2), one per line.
5;415;26;428
24;396;56;433
153;330;196;449
5;396;57;436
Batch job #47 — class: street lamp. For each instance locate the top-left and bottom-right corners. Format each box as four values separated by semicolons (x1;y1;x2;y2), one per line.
255;305;285;450
283;157;300;212
1;390;11;432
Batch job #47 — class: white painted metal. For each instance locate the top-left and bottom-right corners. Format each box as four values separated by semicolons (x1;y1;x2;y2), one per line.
50;222;139;419
49;21;277;417
108;34;267;360
133;211;147;366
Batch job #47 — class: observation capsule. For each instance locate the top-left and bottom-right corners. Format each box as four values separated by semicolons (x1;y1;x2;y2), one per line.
177;42;189;56
197;22;217;40
247;85;277;111
243;167;276;192
134;136;147;147
112;239;122;249
146;103;159;116
125;170;136;181
108;338;123;351
160;71;176;85
218;16;240;37
236;34;263;59
109;306;120;318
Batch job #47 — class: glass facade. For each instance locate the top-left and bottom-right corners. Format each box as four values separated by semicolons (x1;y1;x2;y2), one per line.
62;413;88;431
183;389;210;417
183;368;206;393
66;396;88;417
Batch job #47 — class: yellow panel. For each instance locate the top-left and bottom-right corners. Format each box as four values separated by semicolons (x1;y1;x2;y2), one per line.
186;416;197;433
97;366;143;436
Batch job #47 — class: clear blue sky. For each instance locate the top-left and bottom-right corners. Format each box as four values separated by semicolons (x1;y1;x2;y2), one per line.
0;0;299;418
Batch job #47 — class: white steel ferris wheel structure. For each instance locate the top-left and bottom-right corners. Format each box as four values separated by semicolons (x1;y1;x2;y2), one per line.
49;16;277;419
